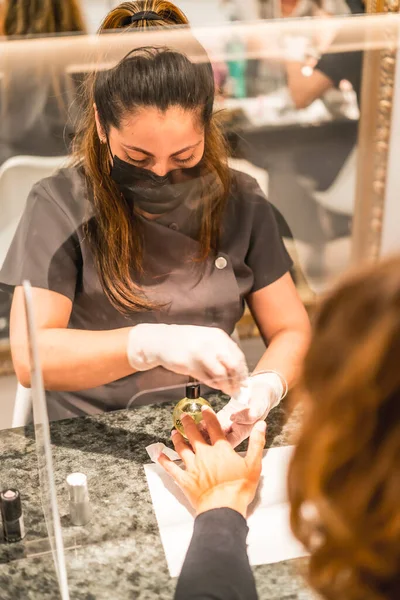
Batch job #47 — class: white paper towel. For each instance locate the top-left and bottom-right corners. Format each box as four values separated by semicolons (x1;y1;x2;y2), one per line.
146;442;180;463
144;445;308;577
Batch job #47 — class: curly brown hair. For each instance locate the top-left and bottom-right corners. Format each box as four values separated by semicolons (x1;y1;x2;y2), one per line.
288;256;400;600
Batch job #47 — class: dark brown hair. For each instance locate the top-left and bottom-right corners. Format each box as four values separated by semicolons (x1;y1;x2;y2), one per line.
3;0;86;36
99;0;188;30
288;257;400;600
73;1;230;314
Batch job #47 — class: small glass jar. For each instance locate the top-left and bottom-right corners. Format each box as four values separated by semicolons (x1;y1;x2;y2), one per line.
173;382;211;438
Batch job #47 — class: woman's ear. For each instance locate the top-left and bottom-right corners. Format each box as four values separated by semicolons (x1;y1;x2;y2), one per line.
94;103;106;143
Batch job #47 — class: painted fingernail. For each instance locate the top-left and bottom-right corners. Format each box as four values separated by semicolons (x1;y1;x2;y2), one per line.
171;429;179;437
254;421;267;432
201;405;213;413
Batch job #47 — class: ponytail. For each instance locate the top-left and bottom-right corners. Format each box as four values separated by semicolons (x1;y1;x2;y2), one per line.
98;0;189;32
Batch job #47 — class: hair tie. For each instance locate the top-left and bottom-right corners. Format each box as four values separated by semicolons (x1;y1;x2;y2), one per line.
126;11;161;25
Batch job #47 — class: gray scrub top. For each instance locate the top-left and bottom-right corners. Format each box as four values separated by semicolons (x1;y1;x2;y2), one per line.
0;167;292;420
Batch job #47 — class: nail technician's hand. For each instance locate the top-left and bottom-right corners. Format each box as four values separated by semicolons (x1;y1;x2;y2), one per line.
217;372;284;448
127;324;248;397
158;407;266;518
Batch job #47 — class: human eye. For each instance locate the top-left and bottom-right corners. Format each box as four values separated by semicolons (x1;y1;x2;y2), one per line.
124;153;149;167
174;153;195;166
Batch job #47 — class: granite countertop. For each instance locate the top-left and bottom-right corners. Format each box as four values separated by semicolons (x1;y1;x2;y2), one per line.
0;397;315;600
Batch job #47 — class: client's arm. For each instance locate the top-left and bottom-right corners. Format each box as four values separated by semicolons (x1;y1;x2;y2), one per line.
175;508;257;600
158;408;265;600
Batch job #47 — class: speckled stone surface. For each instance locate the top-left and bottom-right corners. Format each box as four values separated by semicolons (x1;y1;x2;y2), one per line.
0;397;316;600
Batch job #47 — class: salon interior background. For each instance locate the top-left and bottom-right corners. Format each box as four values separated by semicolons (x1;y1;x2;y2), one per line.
82;0;353;30
81;0;400;264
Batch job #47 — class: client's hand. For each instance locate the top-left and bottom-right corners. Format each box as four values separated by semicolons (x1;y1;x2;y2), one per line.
158;406;266;518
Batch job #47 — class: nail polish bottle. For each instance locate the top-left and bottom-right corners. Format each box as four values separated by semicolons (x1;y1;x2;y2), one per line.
173;381;211;438
0;489;26;542
66;473;91;526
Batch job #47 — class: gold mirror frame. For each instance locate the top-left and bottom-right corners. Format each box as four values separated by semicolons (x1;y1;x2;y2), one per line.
352;0;400;263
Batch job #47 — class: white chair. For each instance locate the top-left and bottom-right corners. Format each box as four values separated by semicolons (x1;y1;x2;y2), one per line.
292;148;357;286
310;148;357;218
11;385;32;428
0;155;67;269
0;155;67;426
228;157;269;195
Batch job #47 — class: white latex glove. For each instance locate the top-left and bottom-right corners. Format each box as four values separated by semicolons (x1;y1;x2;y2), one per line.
217;372;284;447
127;324;248;397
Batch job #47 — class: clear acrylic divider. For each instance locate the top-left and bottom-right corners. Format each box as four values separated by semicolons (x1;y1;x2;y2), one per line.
22;281;69;599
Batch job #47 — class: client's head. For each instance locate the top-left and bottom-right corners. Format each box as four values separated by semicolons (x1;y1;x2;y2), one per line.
289;256;400;600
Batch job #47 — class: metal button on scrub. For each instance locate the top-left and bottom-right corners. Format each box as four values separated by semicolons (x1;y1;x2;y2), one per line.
215;256;227;270
169;223;179;231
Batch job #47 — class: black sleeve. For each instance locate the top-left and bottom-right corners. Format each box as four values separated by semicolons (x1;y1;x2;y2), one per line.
174;508;258;600
315;1;364;99
315;49;363;97
245;181;293;294
0;180;81;301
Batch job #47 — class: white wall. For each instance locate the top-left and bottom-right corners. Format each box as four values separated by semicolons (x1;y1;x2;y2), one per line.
81;0;114;33
171;1;227;25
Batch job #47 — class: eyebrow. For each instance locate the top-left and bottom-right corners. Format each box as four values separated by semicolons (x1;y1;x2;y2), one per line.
121;140;202;157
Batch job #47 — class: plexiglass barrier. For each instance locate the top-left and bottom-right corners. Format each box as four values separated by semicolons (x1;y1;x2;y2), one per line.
23;281;69;599
0;9;400;596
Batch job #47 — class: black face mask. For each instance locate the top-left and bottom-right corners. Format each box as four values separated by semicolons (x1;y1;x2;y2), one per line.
110;155;204;215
